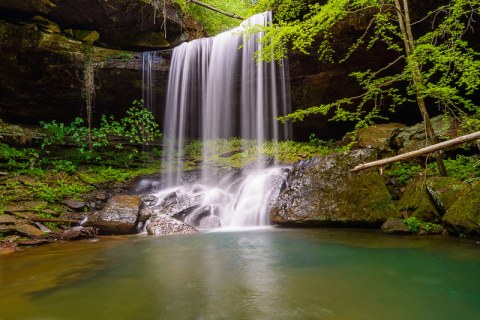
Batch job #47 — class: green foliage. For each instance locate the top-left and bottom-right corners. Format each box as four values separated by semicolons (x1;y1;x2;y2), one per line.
41;100;162;158
427;155;480;183
175;0;251;35
51;160;77;174
254;0;480;134
403;216;421;233
422;222;442;234
385;162;423;184
0;144;39;170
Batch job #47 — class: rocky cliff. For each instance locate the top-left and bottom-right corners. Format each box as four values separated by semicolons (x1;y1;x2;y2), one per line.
0;0;203;125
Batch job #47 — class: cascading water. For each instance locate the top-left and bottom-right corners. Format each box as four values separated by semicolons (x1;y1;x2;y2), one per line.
142;12;291;229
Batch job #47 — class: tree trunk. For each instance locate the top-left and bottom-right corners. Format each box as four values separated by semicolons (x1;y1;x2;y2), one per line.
394;0;448;176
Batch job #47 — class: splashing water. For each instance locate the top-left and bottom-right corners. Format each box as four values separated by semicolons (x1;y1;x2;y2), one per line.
142;12;291;228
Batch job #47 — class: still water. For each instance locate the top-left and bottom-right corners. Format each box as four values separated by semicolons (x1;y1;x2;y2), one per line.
1;228;480;320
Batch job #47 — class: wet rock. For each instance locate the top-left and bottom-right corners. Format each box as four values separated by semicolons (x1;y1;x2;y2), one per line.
184;206;212;227
198;215;222;229
141;194;157;206
34;222;52;234
57;226;97;240
161;194;203;220
160;192;178;207
146;215;198;236
138;207;154;223
381;218;412;234
15;224;45;237
443;182;480;237
0;242;16;255
270;149;400;227
61;198;86;211
84;195;142;235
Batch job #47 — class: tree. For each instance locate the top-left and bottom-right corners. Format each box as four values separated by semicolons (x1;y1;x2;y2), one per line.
251;0;480;175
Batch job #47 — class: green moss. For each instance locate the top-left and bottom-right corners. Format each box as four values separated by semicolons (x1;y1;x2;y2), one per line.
398;178;441;222
443;182;480;236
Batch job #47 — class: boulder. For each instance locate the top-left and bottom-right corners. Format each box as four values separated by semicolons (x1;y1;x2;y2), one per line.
381;218;412;235
425;177;469;215
392;115;458;153
57;226;97;240
61;198;86;212
398;177;441;223
146;215;198;236
270;149;399;227
355;123;406;152
442;182;480;237
84;195;141;235
198;215;222;229
15;223;45;237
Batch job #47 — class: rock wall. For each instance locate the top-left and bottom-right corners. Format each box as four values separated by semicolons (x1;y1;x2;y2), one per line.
0;0;202;126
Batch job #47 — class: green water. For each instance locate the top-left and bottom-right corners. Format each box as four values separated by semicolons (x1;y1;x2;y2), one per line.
1;228;480;320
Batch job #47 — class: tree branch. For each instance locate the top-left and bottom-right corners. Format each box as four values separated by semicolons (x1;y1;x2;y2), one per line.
350;131;480;172
186;0;244;20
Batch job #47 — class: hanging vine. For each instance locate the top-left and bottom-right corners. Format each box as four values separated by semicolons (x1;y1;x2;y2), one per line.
82;43;95;151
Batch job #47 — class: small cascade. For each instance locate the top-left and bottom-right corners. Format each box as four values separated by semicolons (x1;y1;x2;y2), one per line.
143;12;292;228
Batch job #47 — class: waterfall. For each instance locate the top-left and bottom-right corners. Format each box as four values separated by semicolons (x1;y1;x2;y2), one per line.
142;12;292;228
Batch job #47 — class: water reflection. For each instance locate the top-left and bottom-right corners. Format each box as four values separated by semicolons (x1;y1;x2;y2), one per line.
0;229;480;320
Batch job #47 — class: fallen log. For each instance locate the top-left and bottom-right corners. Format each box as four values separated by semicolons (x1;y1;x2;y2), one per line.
186;0;244;20
351;131;480;172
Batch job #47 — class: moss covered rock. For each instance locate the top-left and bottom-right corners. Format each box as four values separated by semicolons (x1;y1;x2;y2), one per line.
442;182;480;237
425;177;469;215
398;178;441;223
270;149;399;227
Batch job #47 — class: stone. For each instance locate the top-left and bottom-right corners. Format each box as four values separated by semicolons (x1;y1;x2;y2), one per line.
61;198;86;211
84;195;142;235
65;29;99;43
57;226;97;240
381;218;412;234
398;178;441;223
34;222;51;233
5;201;47;212
393;115;458;153
146;215;198;236
15;224;45;237
198;215;222;229
138;207;154;223
355;123;406;152
270;149;400;227
11;175;36;185
442;182;480;237
32;15;61;33
425;177;469;215
0;215;17;224
0;242;16;255
0;225;16;234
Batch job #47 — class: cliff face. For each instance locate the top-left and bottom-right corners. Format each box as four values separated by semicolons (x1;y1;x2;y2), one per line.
0;0;202;125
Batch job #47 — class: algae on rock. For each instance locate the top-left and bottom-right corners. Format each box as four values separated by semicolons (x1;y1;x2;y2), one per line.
270;149;400;227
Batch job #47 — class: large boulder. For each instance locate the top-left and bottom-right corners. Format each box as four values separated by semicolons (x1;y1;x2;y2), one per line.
398;176;469;223
146;215;198;236
398;178;441;223
84;195;141;234
442;182;480;237
270;149;399;227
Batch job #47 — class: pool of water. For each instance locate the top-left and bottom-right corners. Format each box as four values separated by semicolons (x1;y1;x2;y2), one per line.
1;228;480;320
